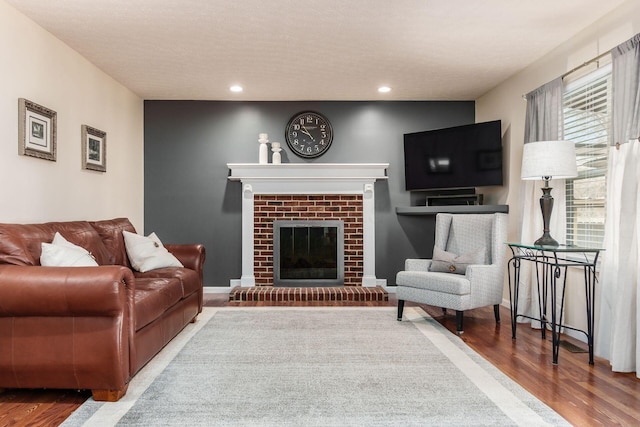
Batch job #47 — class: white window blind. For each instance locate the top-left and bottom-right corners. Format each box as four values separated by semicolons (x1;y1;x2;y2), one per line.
563;65;611;248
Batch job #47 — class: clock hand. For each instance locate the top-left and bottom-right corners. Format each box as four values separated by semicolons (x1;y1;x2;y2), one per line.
301;126;315;141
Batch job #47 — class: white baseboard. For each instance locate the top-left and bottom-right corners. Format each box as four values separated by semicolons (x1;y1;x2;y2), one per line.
204;286;232;294
562;328;588;344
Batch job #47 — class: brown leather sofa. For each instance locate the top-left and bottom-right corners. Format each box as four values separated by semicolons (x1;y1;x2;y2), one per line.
0;218;205;401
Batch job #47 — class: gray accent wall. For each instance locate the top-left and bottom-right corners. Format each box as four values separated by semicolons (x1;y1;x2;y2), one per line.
144;101;474;287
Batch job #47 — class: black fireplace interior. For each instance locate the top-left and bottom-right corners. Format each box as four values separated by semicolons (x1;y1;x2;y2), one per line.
273;220;344;287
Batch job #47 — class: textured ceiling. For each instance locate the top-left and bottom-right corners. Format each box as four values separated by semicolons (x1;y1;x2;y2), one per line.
6;0;626;100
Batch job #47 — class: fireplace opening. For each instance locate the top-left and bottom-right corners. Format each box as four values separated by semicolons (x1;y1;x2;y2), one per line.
273;220;344;287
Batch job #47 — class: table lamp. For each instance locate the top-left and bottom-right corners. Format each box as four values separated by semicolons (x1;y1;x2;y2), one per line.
521;140;577;247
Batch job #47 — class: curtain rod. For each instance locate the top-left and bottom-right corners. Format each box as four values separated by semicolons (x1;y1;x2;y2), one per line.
616;137;640;150
561;51;611;79
522;50;611;100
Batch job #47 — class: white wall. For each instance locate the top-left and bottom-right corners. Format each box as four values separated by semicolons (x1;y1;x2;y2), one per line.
0;0;144;230
477;0;640;338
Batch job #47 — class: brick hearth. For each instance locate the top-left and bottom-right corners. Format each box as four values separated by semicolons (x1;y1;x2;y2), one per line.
229;286;388;302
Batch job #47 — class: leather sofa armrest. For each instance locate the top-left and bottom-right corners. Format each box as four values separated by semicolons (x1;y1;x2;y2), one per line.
164;244;206;275
0;265;135;316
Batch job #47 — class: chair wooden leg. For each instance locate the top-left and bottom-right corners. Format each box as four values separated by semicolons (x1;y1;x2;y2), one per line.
397;299;405;321
494;304;501;324
456;311;464;334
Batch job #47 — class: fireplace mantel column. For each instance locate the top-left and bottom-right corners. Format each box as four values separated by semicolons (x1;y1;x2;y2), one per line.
361;183;377;286
240;183;256;286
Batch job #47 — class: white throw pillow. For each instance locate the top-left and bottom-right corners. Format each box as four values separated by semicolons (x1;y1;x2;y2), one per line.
40;232;99;267
123;230;183;273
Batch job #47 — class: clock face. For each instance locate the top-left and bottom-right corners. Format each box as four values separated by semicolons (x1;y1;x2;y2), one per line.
285;111;333;158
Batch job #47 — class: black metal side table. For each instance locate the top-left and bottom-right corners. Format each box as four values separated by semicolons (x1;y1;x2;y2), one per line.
507;243;602;365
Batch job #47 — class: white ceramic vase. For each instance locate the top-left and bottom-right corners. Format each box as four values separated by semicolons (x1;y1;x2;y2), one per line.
271;142;282;164
258;133;269;164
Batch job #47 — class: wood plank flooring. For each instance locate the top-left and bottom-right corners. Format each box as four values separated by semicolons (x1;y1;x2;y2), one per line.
1;293;638;426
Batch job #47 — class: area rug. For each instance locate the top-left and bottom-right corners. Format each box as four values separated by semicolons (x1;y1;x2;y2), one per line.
62;307;569;426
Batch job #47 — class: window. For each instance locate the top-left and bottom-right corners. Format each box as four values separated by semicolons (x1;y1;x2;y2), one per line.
563;65;611;248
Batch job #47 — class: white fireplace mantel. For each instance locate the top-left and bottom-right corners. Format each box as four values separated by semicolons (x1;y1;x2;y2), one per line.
227;163;389;194
227;163;389;287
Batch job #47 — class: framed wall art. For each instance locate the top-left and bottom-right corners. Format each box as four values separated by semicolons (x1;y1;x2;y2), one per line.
18;98;57;161
81;125;107;172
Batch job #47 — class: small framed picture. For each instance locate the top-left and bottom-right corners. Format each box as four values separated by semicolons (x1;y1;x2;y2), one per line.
18;98;57;161
82;125;107;172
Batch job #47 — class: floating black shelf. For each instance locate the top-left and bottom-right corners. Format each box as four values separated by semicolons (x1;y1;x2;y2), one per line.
395;205;509;215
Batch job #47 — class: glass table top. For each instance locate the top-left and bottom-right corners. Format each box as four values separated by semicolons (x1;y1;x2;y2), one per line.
507;242;604;252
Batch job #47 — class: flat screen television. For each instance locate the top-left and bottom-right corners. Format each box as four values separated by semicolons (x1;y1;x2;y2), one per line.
403;120;503;191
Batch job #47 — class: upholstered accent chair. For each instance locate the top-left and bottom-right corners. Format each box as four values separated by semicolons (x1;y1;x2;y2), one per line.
396;213;508;334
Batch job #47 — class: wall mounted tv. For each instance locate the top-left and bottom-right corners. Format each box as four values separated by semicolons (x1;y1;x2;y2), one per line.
403;120;503;191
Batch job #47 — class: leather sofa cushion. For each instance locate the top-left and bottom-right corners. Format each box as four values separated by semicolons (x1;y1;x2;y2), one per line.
0;221;114;266
135;268;200;299
0;234;35;265
90;218;136;268
134;278;183;331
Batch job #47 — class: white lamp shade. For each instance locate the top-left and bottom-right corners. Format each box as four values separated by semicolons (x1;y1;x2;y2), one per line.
521;140;578;180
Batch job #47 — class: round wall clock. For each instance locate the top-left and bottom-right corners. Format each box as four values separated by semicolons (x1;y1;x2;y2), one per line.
285;111;333;158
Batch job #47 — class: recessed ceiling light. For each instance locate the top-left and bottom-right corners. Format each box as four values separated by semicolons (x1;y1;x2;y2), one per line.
378;86;391;93
230;85;243;93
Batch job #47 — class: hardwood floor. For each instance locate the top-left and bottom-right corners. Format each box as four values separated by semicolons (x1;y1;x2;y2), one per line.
1;293;638;426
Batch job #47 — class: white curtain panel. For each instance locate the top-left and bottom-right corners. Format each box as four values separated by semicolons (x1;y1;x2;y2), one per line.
596;33;640;377
597;143;639;374
519;78;566;328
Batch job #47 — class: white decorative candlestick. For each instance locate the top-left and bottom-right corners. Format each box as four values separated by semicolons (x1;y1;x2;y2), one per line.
271;142;282;164
258;133;269;164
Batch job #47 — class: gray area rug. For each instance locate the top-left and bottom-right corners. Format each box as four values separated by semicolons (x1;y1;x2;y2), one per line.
62;307;569;426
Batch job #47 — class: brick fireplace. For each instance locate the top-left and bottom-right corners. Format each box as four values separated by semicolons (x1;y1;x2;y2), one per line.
227;163;389;287
256;194;360;286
